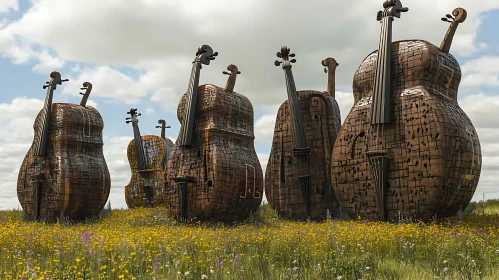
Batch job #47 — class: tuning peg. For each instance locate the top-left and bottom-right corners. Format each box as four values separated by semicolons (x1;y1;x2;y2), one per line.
441;17;451;22
446;14;454;19
137;113;141;116
290;59;296;63
324;68;328;73
274;60;282;66
166;126;171;128
277;52;282;58
223;71;230;75
397;7;409;13
289;53;296;57
237;71;241;74
155;125;161;128
126;121;131;124
126;117;131;120
79;92;84;95
61;79;69;82
42;85;48;89
213;52;218;56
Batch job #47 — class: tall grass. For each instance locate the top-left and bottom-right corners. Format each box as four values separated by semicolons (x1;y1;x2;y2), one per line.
0;202;498;279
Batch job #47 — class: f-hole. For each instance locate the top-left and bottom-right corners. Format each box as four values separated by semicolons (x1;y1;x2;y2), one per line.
349;131;366;158
143;186;153;206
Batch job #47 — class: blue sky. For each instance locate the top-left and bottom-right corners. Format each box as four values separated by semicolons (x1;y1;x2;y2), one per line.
1;0;498;209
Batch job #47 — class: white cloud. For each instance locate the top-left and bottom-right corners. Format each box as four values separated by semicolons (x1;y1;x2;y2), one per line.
461;56;499;87
0;0;18;13
31;49;65;73
1;0;498;108
459;93;499;128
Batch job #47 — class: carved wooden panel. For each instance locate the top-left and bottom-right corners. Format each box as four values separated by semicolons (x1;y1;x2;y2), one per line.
17;103;111;221
165;84;263;222
331;40;481;221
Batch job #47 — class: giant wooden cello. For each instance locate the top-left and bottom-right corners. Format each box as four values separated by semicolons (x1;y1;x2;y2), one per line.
331;2;481;221
17;73;111;221
124;109;167;208
164;45;263;222
265;47;342;220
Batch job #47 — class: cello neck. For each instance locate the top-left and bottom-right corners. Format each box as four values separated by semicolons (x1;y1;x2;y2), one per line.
178;45;218;147
440;8;467;53
33;71;66;156
178;62;202;146
370;1;408;125
371;14;393;125
132;119;147;171
282;53;308;151
322;58;339;98
223;64;240;93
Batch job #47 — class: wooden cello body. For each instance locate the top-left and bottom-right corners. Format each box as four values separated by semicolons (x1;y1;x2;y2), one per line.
265;47;342;220
124;109;167;208
17;75;111;221
331;4;481;221
165;46;263;222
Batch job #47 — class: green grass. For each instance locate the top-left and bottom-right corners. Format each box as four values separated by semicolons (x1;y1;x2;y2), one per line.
0;201;497;279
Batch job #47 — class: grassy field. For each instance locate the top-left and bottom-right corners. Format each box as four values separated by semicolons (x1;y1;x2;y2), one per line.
0;201;498;280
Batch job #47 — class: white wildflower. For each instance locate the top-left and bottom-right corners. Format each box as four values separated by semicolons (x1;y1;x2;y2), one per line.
443;267;448;272
442;260;448;264
201;275;208;279
337;276;343;280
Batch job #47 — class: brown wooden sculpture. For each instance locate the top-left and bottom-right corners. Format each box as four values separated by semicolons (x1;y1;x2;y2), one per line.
331;3;481;221
124;109;167;208
164;45;263;222
265;47;342;220
17;73;111;221
156;119;174;169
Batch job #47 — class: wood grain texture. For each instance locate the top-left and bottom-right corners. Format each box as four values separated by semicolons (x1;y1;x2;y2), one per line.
17;103;110;221
265;90;341;220
125;135;168;208
331;40;482;221
165;84;263;222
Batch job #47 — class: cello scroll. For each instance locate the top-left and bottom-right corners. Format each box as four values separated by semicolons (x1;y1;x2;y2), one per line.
79;82;93;107
440;8;467;53
223;64;241;93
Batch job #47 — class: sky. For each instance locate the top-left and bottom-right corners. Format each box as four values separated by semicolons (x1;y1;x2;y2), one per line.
0;0;498;210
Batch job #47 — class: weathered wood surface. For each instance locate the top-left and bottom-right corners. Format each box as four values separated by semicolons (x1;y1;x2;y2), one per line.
331;7;481;221
265;47;342;221
165;49;262;222
125;109;168;208
17;76;110;221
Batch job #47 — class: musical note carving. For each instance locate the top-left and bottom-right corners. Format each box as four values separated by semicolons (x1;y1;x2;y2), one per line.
17;73;110;221
331;4;481;221
164;46;263;222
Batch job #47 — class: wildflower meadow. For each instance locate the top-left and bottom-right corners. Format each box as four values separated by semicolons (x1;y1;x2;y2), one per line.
0;201;498;280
